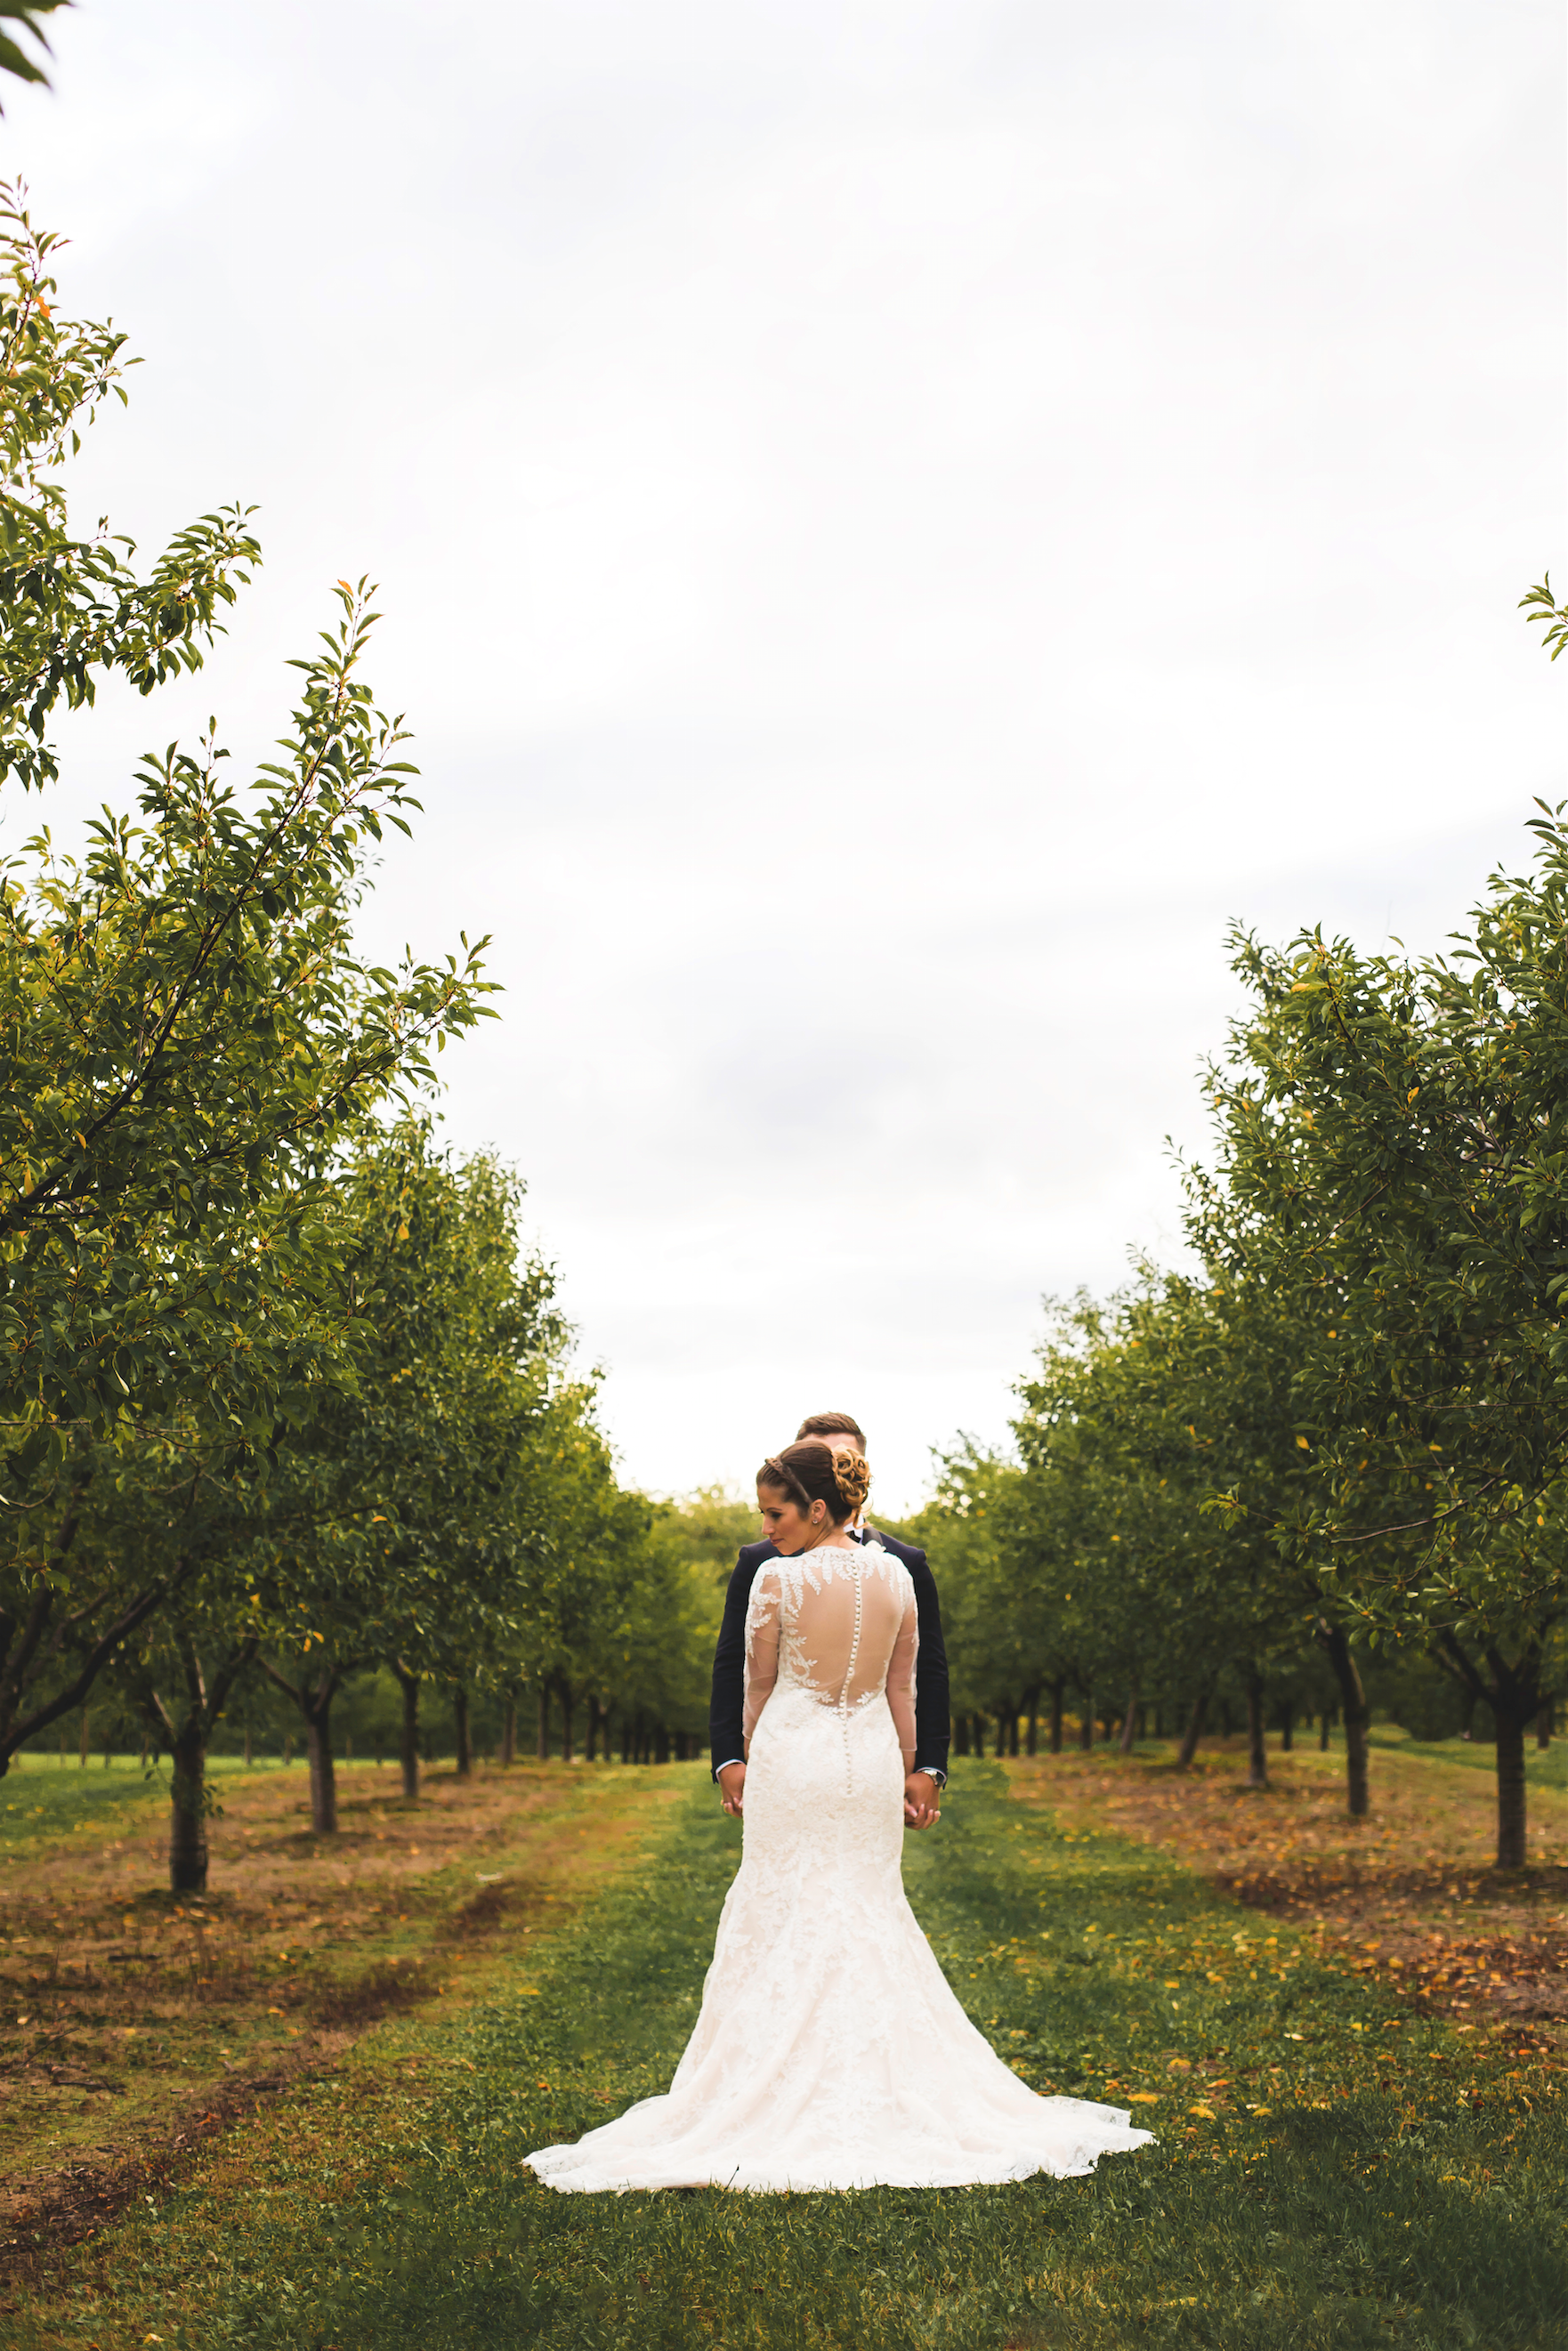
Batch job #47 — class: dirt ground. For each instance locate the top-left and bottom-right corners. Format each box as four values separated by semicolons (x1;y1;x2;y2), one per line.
0;1757;682;2266
1012;1739;1568;2049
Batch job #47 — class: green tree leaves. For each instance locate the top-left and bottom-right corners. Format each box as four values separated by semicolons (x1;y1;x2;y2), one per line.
0;198;490;1767
0;5;69;108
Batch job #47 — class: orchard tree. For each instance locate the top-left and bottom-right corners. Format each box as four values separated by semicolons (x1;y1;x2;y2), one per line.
1194;593;1568;1862
1;188;260;792
0;199;494;1774
901;1447;1050;1757
245;1124;566;1832
1118;1273;1386;1811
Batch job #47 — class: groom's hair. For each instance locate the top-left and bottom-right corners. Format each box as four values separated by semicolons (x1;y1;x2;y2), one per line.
796;1410;865;1445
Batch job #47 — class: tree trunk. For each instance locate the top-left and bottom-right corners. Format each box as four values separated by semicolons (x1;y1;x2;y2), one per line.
993;1701;1010;1760
134;1634;256;1893
453;1685;473;1781
1536;1701;1553;1752
1486;1653;1541;1870
1078;1693;1094;1752
392;1660;420;1800
1245;1673;1268;1789
1119;1677;1140;1755
1049;1678;1064;1754
500;1694;517;1766
1320;1709;1332;1751
79;1709;89;1766
1176;1689;1208;1771
305;1689;338;1835
1024;1683;1040;1756
953;1716;969;1757
244;1725;253;1768
620;1708;633;1765
169;1720;208;1893
1496;1701;1530;1869
537;1685;550;1760
1008;1706;1021;1757
1432;1629;1543;1868
1317;1619;1370;1817
584;1694;599;1763
559;1681;575;1765
1280;1701;1294;1753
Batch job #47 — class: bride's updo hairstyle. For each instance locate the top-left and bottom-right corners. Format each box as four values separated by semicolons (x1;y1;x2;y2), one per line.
757;1438;871;1524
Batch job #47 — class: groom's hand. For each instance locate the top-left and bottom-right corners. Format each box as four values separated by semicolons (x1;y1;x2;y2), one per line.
903;1771;940;1830
717;1761;746;1817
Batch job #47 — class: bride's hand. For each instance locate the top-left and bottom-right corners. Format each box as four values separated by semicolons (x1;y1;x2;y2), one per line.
903;1771;940;1830
717;1760;747;1817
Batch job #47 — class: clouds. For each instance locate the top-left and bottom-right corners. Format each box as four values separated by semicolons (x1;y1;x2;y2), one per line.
4;0;1562;1508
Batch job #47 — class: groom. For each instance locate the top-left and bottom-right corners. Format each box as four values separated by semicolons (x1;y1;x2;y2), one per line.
708;1410;950;1830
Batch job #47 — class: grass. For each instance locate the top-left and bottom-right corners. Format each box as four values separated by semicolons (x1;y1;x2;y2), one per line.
7;1757;1564;2349
1365;1728;1568;1796
0;1757;677;2218
1;1755;181;1857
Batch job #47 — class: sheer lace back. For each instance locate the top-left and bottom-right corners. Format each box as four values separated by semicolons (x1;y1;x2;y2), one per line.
743;1540;918;1770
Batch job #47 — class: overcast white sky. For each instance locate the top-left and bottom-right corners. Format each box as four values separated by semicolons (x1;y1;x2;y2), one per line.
4;1;1564;1512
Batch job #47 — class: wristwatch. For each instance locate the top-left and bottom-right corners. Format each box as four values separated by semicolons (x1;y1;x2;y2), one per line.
914;1766;948;1788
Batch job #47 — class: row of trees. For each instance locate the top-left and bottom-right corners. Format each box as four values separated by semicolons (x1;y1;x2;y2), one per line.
911;585;1568;1873
0;190;722;1887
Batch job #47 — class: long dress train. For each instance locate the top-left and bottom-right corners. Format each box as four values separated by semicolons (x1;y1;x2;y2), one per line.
526;1539;1153;2193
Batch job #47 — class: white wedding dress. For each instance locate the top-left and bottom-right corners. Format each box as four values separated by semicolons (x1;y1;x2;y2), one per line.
526;1539;1152;2193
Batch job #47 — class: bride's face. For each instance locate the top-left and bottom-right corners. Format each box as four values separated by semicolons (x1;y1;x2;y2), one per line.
756;1482;829;1555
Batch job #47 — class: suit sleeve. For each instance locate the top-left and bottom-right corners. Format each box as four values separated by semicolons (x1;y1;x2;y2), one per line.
708;1550;756;1777
908;1552;950;1777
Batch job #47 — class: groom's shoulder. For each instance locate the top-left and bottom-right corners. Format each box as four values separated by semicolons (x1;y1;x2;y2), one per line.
869;1527;929;1574
731;1538;779;1580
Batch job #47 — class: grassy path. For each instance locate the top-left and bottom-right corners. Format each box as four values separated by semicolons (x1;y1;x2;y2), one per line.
14;1760;1568;2349
1;1757;672;2219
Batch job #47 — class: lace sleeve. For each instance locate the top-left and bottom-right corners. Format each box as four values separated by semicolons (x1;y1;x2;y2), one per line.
742;1565;783;1752
885;1574;918;1768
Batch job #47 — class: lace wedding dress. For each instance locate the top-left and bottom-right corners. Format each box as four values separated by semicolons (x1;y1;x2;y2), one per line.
526;1540;1152;2193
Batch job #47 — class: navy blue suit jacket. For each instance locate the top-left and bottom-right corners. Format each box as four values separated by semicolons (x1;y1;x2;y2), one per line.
708;1528;950;1781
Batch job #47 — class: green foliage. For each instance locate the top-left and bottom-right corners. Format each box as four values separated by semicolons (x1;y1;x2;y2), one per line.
1520;575;1568;663
939;592;1568;1861
1199;827;1568;1642
0;7;69;108
0;188;262;788
243;1121;568;1672
0;195;504;1781
657;1483;757;1592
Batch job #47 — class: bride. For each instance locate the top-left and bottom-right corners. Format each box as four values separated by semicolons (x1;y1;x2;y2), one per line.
526;1439;1153;2193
